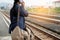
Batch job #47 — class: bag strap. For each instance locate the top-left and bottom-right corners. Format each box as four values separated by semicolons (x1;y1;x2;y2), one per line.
16;5;24;38
17;5;20;26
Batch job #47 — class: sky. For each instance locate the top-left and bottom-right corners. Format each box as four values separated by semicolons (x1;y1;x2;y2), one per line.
0;0;58;7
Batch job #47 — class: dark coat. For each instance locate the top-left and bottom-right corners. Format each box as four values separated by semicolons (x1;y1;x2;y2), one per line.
9;4;28;34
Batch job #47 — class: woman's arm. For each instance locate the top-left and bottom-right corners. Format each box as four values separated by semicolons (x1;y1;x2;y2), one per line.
20;6;28;17
15;5;28;17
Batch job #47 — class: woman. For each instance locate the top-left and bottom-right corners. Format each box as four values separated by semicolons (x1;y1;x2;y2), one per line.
9;0;28;34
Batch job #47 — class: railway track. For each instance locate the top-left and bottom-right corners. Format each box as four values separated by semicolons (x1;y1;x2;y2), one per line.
1;11;60;40
26;22;59;40
29;13;60;20
28;14;60;25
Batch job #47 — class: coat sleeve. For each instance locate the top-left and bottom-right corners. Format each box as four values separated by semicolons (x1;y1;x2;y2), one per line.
15;5;28;17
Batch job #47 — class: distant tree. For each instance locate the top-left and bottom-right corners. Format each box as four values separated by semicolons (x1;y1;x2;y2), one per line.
54;7;60;13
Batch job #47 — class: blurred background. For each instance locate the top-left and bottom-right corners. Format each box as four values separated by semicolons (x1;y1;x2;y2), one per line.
0;0;60;15
0;0;60;40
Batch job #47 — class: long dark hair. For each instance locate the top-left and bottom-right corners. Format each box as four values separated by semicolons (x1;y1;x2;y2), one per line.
13;0;19;7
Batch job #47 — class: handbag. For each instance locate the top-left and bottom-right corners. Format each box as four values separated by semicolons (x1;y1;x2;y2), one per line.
11;5;35;40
